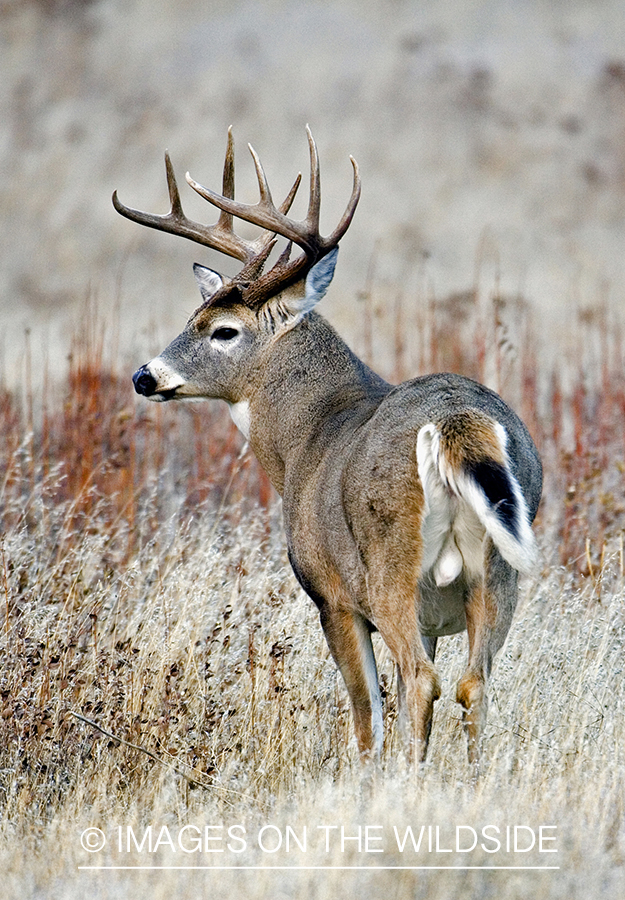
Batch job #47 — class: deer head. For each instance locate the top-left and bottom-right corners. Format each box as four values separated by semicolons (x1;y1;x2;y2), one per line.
113;127;360;407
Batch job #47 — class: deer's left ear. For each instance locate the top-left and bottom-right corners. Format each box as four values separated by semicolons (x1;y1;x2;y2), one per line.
281;248;340;316
303;247;339;309
263;248;339;331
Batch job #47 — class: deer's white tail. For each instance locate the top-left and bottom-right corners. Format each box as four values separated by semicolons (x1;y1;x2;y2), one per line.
417;416;537;586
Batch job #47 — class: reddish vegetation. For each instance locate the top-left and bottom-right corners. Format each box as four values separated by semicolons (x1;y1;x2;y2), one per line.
0;290;623;821
1;291;624;575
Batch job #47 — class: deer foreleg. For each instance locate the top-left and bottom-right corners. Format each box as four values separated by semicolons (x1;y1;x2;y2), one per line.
319;605;384;761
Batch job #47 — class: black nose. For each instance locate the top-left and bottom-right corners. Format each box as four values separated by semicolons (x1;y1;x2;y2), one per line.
133;365;157;396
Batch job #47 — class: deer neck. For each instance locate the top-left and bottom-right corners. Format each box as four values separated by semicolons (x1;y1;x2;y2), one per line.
243;312;390;495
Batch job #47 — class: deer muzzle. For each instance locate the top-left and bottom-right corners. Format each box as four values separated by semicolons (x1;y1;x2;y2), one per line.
132;359;187;401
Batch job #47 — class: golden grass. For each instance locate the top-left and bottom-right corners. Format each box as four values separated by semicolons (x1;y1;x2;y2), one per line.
0;288;624;898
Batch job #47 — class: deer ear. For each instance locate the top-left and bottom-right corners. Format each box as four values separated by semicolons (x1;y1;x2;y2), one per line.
303;247;339;310
193;263;224;302
265;247;339;329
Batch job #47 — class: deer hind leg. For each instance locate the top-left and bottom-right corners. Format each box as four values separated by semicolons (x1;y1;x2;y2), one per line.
456;577;491;764
456;540;519;763
396;635;438;753
368;595;440;763
318;604;383;762
421;635;438;662
402;651;441;762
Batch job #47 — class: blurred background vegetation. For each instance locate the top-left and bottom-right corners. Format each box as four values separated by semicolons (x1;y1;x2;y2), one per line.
3;0;625;387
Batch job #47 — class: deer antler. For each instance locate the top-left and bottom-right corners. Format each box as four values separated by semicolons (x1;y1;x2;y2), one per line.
113;127;361;310
113;129;300;264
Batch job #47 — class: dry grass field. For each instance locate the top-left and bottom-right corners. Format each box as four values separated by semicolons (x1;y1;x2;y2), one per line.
5;2;625;897
0;283;624;899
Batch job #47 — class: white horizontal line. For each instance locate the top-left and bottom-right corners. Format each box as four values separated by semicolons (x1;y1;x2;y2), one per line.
78;865;560;871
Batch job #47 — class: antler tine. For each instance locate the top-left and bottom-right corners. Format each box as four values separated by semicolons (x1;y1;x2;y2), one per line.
203;127;280;260
248;142;274;207
243;142;305;257
320;155;361;250
304;125;321;235
214;127;298;239
222;128;235;198
164;151;184;216
298;127;361;255
278;173;302;217
216;126;235;233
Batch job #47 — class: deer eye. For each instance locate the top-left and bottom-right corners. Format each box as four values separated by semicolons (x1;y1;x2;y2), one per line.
211;326;239;342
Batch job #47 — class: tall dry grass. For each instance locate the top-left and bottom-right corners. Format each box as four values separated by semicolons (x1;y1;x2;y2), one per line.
0;284;624;898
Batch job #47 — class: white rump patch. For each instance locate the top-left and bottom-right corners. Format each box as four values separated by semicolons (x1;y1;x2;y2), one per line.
417;424;468;584
416;421;537;583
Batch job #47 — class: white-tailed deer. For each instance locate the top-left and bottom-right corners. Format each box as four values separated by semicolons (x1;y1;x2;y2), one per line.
114;128;542;764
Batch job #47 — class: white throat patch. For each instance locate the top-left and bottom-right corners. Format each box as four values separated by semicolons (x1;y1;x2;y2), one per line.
228;400;251;440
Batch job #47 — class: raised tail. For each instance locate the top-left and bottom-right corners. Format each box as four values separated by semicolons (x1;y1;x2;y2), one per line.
417;412;538;585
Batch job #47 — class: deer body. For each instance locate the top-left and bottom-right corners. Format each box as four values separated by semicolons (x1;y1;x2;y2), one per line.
116;129;542;764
